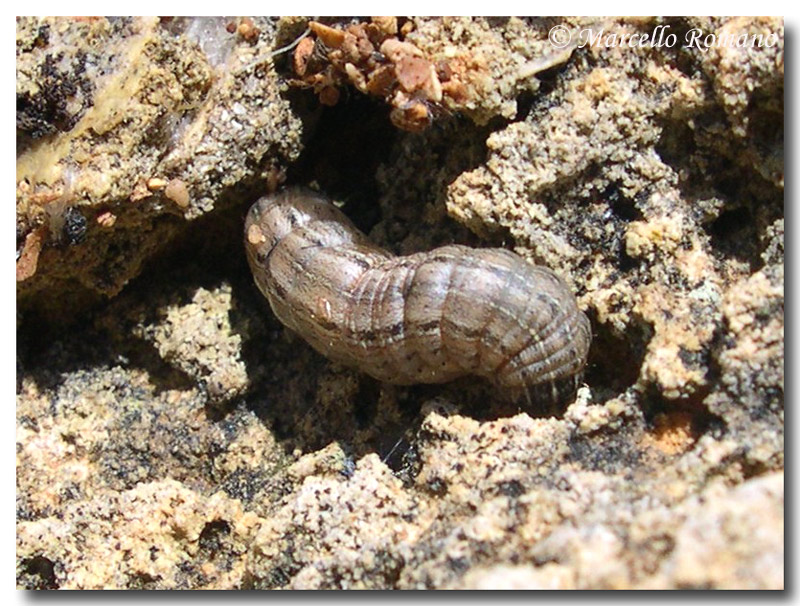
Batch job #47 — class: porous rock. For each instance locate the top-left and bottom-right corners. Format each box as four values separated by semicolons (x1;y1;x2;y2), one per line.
17;16;783;590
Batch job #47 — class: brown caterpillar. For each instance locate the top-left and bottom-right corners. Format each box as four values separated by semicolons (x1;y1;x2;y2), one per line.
245;188;591;405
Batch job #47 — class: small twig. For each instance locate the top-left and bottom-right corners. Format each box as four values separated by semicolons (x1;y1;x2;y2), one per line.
381;434;407;465
235;28;311;75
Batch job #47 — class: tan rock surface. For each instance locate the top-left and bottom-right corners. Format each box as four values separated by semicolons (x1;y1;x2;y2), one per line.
18;17;783;590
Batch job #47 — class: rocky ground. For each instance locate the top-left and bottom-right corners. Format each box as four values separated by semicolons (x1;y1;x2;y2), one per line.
17;16;783;589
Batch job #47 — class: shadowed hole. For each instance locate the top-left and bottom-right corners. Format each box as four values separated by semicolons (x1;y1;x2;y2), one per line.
20;555;58;590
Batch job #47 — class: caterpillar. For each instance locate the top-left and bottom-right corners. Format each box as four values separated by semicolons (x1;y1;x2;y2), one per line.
244;188;591;406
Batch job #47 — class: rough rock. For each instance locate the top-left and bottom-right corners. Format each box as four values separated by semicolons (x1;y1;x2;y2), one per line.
17;16;303;311
17;16;783;590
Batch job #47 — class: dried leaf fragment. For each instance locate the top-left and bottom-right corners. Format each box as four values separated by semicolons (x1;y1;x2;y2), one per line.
16;227;46;282
309;21;345;48
293;36;315;77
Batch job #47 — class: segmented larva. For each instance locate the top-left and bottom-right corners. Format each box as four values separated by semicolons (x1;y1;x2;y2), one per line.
245;188;591;405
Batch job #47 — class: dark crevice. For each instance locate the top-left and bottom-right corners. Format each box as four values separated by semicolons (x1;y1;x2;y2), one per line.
19;555;59;590
663;18;707;78
353;376;381;430
606;183;645;223
127;572;162;590
640;382;725;440
654;118;697;172
285;90;398;233
197;519;232;553
584;312;650;401
18;209;250;398
653;77;783;271
512;56;572;124
708;206;760;267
